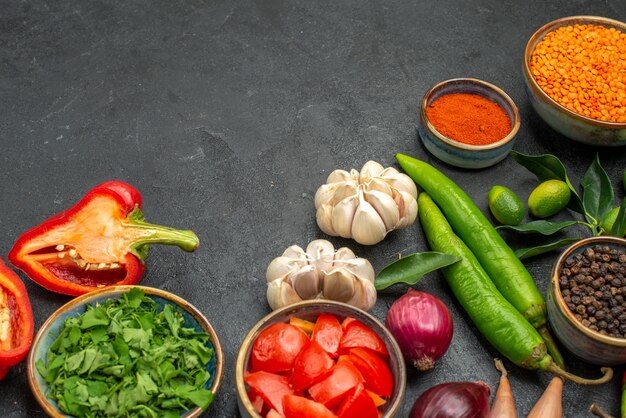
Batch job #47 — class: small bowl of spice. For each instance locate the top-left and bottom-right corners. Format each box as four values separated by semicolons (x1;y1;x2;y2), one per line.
523;16;626;146
418;78;520;169
547;236;626;365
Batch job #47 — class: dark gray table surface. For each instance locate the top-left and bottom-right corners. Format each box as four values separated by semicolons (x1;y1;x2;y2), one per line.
2;0;626;416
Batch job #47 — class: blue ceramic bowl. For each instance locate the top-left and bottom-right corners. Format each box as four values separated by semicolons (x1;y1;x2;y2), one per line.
523;16;626;146
235;299;406;418
547;236;626;365
27;286;224;418
418;78;520;169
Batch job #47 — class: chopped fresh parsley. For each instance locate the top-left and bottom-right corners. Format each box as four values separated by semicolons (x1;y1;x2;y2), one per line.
36;288;214;417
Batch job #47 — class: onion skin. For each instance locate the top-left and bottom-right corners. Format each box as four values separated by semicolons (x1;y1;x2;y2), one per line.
410;381;491;418
385;289;453;371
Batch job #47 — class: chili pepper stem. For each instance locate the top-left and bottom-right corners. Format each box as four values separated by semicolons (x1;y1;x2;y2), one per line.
124;207;199;256
545;362;613;385
537;326;565;369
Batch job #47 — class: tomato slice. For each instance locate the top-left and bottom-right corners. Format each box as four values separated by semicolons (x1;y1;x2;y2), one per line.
339;319;388;358
291;340;335;391
348;348;393;398
247;389;265;414
312;314;343;357
267;409;283;418
308;357;364;409
283;395;338;418
244;371;294;416
251;322;310;373
336;383;379;418
366;390;386;408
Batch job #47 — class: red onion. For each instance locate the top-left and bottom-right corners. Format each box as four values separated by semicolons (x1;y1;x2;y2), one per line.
410;381;491;418
385;289;453;371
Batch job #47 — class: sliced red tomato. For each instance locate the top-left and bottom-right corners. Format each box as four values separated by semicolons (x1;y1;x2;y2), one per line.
339;319;388;358
267;409;283;418
244;371;294;416
247;389;265;414
347;348;393;398
336;383;378;418
283;395;338;418
292;340;335;391
251;322;309;373
341;316;358;330
366;390;386;408
308;357;364;409
312;314;343;357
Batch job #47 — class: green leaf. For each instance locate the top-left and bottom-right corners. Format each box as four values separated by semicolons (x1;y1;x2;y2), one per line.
510;151;584;214
496;220;584;235
374;252;461;290
515;238;581;259
81;307;110;329
581;154;614;223
610;197;626;237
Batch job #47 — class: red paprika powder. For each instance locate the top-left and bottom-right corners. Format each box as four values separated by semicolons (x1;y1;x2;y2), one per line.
426;93;511;146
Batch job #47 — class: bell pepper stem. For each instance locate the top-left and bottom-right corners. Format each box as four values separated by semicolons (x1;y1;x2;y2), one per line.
538;326;565;369
124;207;199;257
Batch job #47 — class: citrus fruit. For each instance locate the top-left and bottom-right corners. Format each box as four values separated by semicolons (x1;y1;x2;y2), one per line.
527;180;571;218
487;185;525;225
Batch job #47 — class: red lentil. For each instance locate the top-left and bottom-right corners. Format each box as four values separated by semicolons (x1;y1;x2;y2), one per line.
529;23;626;123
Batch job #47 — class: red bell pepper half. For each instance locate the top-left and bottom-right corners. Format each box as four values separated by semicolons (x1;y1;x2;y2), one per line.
0;258;34;380
8;181;199;296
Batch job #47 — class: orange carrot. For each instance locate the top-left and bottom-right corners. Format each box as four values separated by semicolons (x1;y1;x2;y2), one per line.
489;359;517;418
527;377;563;418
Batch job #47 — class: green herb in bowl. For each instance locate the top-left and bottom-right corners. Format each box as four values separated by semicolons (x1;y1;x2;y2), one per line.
33;288;219;418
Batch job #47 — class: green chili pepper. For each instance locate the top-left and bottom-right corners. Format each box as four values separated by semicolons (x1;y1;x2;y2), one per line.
418;192;611;384
622;371;626;418
396;153;564;368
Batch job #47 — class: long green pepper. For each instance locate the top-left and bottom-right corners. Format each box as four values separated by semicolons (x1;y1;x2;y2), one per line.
397;153;564;367
418;192;611;384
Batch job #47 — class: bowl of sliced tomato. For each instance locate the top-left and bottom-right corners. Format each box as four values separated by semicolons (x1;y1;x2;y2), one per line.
235;299;406;418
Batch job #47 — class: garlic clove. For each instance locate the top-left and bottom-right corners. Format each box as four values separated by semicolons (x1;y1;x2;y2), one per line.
282;245;307;260
380;172;418;198
326;169;353;184
395;190;419;228
316;204;338;236
267;279;302;310
350;194;387;245
331;195;359;238
289;265;322;300
340;257;375;283
333;247;356;261
364;178;394;196
322;268;356;303
266;256;301;282
330;183;359;206
347;279;377;311
360;161;385;183
315;182;343;209
365;189;400;230
306;239;335;272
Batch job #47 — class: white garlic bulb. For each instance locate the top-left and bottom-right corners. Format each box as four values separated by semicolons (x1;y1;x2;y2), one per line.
315;161;418;245
266;239;376;311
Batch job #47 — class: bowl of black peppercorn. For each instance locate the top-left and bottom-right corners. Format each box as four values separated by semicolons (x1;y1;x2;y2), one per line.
547;236;626;365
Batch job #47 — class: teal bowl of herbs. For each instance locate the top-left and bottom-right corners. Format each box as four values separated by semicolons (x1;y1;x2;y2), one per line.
27;286;224;418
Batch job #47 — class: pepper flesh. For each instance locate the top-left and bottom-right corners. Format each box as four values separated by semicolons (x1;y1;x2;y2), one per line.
9;181;199;296
0;258;34;380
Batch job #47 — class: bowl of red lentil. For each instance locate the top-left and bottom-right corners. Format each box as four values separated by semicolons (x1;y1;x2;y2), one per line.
524;16;626;146
547;236;626;365
417;78;521;169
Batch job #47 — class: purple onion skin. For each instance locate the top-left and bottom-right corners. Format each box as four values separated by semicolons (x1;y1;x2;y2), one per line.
385;289;453;371
409;381;491;418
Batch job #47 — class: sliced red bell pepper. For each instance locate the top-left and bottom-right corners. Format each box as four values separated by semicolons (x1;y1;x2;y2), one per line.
291;340;335;391
8;181;199;296
0;258;34;380
312;313;343;357
283;395;338;418
308;357;364;410
245;371;294;416
336;383;379;418
347;348;393;398
339;319;388;358
251;322;309;374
